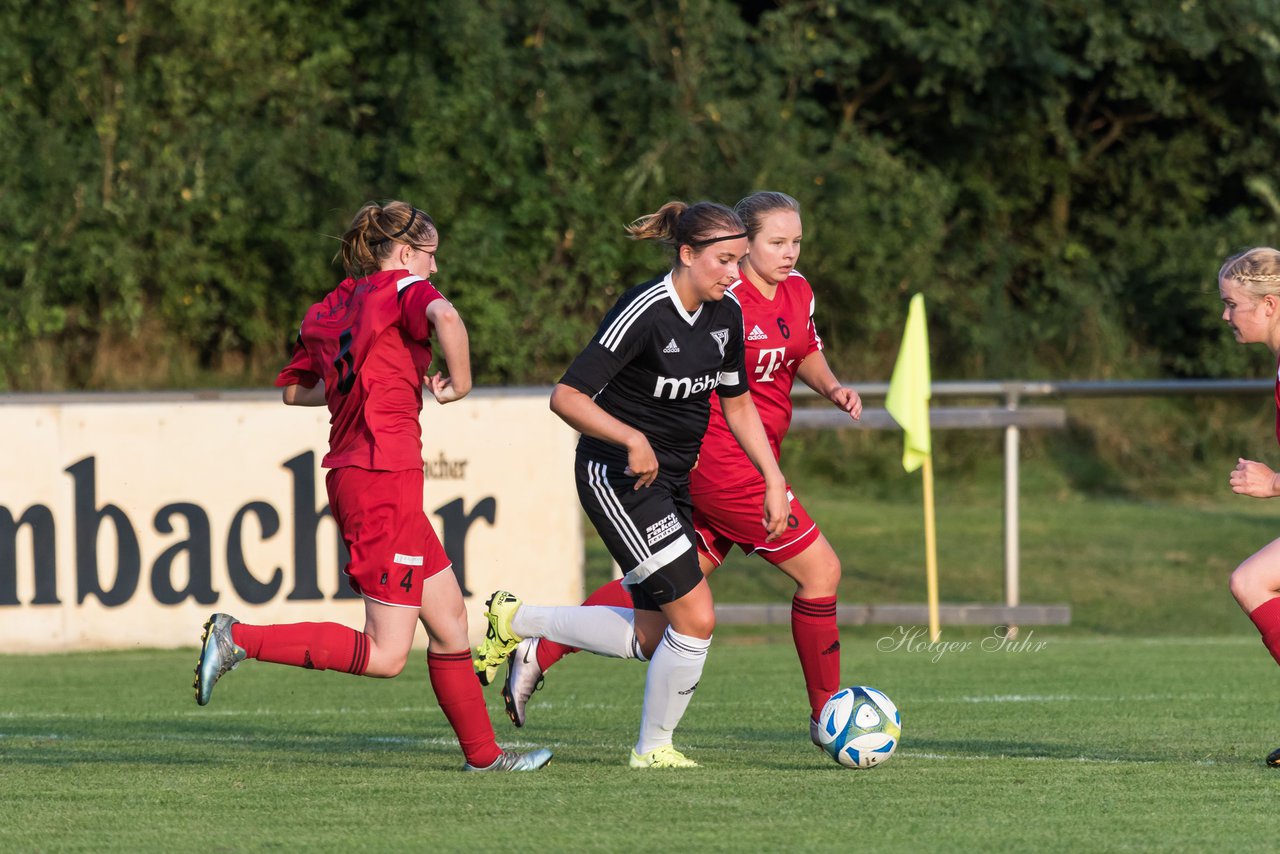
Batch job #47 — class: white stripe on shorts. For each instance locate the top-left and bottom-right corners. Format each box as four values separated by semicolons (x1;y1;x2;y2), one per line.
587;461;648;564
623;536;693;586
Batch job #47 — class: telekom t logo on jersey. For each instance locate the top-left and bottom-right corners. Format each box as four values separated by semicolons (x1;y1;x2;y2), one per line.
754;347;787;383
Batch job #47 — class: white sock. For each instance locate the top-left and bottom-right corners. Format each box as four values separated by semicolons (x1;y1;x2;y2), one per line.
634;627;710;755
511;605;645;660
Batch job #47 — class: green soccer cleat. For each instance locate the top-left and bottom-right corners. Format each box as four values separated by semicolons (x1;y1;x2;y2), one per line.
462;747;553;772
628;745;700;769
502;637;545;727
1267;747;1280;767
193;613;246;706
473;590;523;686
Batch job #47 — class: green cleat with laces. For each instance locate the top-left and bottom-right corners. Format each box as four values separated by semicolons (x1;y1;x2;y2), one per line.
629;745;700;769
473;590;523;686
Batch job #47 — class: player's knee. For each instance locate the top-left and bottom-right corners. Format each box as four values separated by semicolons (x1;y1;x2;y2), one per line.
815;553;842;588
795;553;841;597
1229;563;1257;605
676;610;715;640
365;652;409;678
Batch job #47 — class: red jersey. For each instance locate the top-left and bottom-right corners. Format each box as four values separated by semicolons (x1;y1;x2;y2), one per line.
689;271;823;495
275;269;445;472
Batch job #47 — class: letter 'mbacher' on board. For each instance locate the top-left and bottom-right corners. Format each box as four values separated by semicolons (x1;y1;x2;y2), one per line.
0;453;494;609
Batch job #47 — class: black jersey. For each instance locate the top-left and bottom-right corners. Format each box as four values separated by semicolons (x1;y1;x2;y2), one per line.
560;272;748;474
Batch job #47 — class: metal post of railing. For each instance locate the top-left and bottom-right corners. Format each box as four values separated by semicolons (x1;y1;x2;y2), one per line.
1003;386;1021;639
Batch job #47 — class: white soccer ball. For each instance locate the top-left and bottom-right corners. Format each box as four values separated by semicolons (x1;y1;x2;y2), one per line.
816;685;901;769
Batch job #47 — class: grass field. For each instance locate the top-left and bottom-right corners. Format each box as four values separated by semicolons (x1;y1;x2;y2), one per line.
3;626;1278;852
7;413;1280;851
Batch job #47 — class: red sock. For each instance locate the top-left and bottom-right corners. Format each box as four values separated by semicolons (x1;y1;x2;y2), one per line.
1249;597;1280;666
428;650;502;768
791;595;841;720
231;622;369;674
535;577;635;671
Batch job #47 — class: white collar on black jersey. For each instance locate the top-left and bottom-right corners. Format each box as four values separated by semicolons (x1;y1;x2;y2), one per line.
663;272;703;325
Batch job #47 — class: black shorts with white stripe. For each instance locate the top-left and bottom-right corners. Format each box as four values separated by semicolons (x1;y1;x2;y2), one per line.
574;454;703;610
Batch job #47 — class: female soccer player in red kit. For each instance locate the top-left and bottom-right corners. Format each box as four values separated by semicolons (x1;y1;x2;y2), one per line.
192;200;551;772
501;191;862;746
1220;246;1280;767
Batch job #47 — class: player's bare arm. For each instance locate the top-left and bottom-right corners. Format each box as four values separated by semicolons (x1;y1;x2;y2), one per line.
720;392;789;540
425;299;472;404
797;352;861;421
550;383;658;488
282;381;327;407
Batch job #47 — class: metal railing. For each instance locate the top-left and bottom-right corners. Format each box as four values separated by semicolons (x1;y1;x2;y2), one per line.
791;378;1273;623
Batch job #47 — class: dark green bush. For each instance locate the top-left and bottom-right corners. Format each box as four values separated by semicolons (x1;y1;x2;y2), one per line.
4;0;1280;391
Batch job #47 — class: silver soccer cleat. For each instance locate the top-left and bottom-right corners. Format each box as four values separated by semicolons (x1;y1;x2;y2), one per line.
502;637;546;728
193;613;247;706
810;716;823;749
462;747;553;772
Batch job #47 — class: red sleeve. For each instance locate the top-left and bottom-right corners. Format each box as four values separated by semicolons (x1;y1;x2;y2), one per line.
397;277;445;341
274;337;320;388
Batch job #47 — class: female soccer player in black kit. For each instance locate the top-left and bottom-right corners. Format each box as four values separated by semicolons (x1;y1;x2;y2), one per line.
473;200;789;767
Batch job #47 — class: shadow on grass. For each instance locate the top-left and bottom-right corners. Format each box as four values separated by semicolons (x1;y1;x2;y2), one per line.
0;715;472;768
903;736;1268;767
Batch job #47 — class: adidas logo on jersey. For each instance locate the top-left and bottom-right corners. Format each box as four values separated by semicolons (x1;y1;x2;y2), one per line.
663;338;680;353
747;324;768;341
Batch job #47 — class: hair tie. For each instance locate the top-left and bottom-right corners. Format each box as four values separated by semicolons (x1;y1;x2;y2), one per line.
688;230;747;248
369;207;419;245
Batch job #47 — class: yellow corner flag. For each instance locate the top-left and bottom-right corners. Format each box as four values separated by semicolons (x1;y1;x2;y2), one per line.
884;293;932;472
885;294;941;640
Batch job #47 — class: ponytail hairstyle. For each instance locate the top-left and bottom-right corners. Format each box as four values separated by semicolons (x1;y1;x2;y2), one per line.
1219;247;1280;301
337;200;437;277
625;200;746;266
734;191;801;239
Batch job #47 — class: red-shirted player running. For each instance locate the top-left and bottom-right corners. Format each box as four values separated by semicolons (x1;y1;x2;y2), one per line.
502;191;862;747
191;200;551;772
1219;247;1280;767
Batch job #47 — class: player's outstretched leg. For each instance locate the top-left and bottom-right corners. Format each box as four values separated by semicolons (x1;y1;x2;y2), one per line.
503;577;636;725
463;747;554;772
193;613;246;706
502;638;544;727
474;590;523;685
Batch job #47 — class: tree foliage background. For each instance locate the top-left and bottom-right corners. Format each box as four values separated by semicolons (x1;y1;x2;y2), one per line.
4;0;1280;392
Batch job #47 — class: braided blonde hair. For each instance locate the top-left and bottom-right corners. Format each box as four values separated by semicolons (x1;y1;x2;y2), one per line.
1219;247;1280;300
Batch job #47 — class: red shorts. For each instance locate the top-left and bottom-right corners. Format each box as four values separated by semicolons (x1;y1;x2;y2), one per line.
325;466;451;608
692;481;820;568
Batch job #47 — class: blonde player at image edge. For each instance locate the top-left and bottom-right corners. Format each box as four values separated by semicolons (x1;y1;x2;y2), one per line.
1221;246;1280;767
